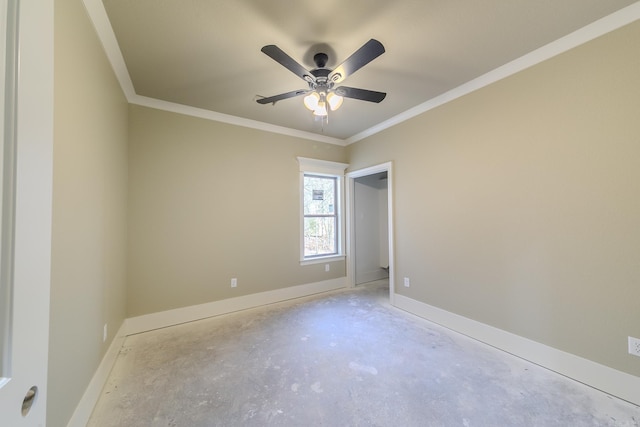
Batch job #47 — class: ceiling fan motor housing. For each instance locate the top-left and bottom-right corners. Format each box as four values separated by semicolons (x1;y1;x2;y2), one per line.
313;52;328;68
309;66;332;93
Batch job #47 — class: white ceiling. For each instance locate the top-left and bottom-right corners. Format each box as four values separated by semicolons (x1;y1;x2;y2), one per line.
88;0;640;144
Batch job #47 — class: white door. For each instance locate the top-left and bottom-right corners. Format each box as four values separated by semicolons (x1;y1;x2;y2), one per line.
0;0;54;426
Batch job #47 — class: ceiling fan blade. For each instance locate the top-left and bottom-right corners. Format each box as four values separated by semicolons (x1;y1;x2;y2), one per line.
328;39;385;85
261;45;315;83
256;89;310;105
334;86;386;103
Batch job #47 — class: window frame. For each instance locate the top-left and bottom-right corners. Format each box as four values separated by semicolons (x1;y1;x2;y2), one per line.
303;174;338;259
297;157;348;265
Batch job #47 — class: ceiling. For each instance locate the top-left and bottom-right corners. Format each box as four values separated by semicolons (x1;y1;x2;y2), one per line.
89;0;639;143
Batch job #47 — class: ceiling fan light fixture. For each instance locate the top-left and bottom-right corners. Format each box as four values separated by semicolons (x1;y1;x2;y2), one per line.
327;92;343;111
304;91;330;116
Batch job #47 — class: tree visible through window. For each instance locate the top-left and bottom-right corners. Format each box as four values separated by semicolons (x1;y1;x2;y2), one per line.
303;174;337;257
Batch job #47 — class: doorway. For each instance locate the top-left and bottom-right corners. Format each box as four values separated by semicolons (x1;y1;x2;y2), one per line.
346;162;394;304
353;172;389;285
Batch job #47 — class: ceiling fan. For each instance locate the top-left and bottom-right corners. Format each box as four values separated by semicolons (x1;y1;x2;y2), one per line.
256;39;386;117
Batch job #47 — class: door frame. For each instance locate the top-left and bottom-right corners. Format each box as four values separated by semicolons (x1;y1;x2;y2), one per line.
346;162;395;304
0;0;54;425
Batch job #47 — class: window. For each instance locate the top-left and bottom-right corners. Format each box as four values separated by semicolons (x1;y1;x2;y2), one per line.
297;157;348;263
303;174;337;257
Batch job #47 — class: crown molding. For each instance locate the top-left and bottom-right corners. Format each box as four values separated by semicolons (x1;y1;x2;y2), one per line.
130;95;347;146
83;0;640;146
82;0;136;99
346;2;640;144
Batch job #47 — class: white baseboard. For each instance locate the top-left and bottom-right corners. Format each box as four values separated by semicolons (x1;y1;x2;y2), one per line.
68;277;347;426
124;277;347;335
394;294;640;406
66;321;127;427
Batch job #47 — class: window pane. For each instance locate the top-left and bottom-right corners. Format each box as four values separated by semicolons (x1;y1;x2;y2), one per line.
304;175;335;215
304;217;336;257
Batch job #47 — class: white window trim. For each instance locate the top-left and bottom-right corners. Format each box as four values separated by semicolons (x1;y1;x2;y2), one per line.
300;255;345;266
297;157;349;264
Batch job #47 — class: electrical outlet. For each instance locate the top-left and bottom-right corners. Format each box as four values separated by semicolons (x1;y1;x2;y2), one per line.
325;264;330;272
403;277;410;287
629;336;640;357
103;324;108;342
231;278;237;288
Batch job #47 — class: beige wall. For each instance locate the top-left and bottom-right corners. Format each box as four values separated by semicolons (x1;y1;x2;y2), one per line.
348;21;640;376
49;0;129;426
49;3;638;423
127;105;347;317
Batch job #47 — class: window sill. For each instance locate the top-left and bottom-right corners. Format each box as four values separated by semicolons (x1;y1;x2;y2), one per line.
300;255;345;266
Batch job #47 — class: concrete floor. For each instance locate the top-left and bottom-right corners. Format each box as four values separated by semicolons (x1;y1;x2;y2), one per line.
89;281;639;426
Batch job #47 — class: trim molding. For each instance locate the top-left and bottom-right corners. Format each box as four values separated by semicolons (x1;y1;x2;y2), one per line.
345;2;640;144
66;322;127;427
131;95;346;146
346;162;396;305
66;281;637;425
124;277;347;336
393;294;640;406
296;156;349;173
82;0;135;99
81;0;345;146
67;277;347;426
83;0;640;144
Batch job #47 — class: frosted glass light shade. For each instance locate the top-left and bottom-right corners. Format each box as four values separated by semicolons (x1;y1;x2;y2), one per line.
313;101;328;116
303;92;320;110
327;92;343;111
